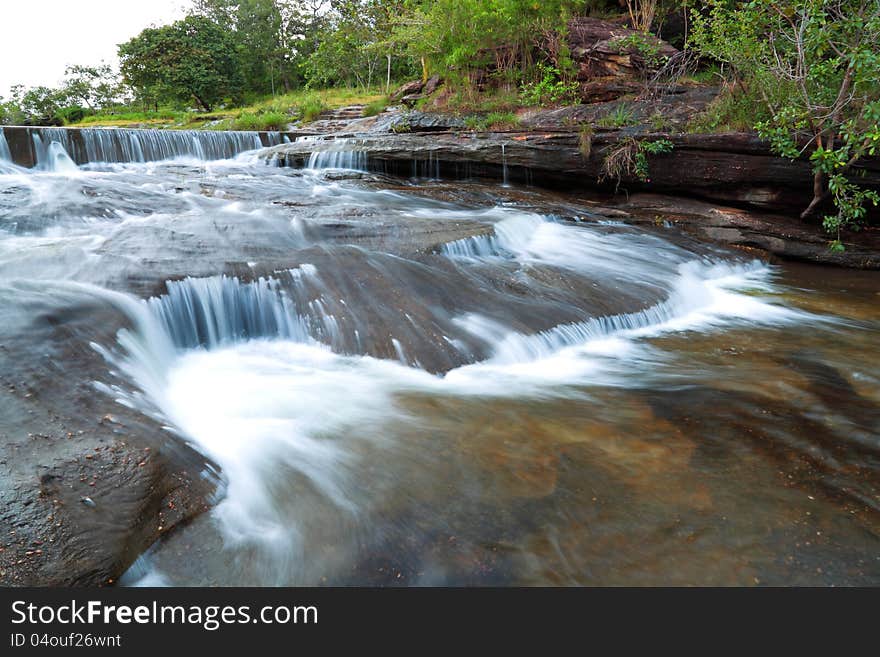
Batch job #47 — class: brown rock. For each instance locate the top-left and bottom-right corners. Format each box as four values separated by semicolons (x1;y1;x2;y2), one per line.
390;80;424;102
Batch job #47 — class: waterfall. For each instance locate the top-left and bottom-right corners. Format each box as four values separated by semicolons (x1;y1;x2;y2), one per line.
148;268;318;350
30;137;79;172
441;213;546;259
306;138;367;170
441;232;508;258
2;127;285;167
0;130;10;162
501;143;509;187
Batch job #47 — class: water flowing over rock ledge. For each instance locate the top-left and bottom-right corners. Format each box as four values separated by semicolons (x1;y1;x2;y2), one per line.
267;129;880;268
0;126;292;168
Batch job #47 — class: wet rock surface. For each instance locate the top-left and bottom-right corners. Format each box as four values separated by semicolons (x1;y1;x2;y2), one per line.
0;296;215;586
266;105;880;267
2;136;879;586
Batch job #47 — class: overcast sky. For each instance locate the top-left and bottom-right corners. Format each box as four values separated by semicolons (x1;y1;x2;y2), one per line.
0;0;192;97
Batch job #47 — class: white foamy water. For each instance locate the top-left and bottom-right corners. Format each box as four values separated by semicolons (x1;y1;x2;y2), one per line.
101;211;821;587
7;126;874;587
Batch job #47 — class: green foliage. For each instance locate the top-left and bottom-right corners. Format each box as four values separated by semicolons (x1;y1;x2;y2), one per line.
191;0;319;94
690;0;880;244
578;124;594;158
688;83;774;133
363;98;389;117
464;111;520;131
389;1;586;90
610;32;668;71
118;15;243;112
600;137;673;187
647;111;669;132
634;138;673;181
519;63;580;106
391;115;412;133
74;110;188;126
61;64;124;110
56;106;88;125
442;86;521;115
687;64;723;85
597;104;636;128
297;93;325;122
232;110;289;131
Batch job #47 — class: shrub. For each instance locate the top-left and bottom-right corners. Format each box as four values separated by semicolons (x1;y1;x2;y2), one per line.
597;104;636;129
298;94;325;123
519;63;580;107
232;111;288;131
56;106;88;125
362;98;389;117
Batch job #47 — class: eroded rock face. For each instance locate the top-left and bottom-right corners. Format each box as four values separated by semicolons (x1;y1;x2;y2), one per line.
267;130;830;212
568;17;679;102
266;126;880;267
0;298;216;586
390;80;425;102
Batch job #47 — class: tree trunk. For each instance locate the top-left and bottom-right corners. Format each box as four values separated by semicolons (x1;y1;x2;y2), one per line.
386;54;391;93
800;169;829;220
192;93;212;113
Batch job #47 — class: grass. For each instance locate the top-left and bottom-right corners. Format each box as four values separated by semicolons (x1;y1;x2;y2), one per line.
362;97;389;117
464;111;521;131
684;65;724;86
687;86;765;133
435;85;521;115
229;111;289;131
578;124;593;158
597;104;636;129
69;87;387;131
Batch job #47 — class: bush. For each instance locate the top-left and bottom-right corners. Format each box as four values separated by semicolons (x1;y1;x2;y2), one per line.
597;104;636;128
232;111;288;131
56;106;88;125
362;98;389;117
298;94;325;123
519;63;580;107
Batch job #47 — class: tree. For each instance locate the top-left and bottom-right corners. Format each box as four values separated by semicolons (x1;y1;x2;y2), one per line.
13;85;67;125
385;0;585;90
118;16;243;111
305;1;389;88
691;0;880;248
61;64;124;110
189;0;326;93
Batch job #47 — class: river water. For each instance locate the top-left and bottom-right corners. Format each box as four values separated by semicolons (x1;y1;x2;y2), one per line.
1;131;878;585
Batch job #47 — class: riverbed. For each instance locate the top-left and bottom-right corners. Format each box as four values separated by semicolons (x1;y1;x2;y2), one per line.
1;130;878;585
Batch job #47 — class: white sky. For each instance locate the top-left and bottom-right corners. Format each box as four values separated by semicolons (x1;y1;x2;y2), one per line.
0;0;192;97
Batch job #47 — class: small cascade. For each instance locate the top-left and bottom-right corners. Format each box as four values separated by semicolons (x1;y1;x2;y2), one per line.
501;144;509;187
442;232;508;258
441;213;546;259
306;138;367;170
148;268;318;350
0;130;11;162
45;141;79;172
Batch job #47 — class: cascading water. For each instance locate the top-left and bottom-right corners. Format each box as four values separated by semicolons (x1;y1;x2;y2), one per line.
0;130;11;162
1;126;286;167
306;138;367;170
2;128;879;587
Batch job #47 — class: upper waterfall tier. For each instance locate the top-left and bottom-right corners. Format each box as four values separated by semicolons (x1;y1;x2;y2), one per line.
0;126;290;168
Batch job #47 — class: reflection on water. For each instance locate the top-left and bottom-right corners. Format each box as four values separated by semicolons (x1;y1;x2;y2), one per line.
1;143;878;586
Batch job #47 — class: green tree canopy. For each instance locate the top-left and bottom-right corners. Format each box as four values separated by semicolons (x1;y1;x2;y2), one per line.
118;15;243;111
691;0;880;246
